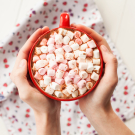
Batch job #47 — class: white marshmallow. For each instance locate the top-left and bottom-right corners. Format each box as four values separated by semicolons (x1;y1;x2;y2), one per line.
94;66;100;73
63;36;70;44
45;86;54;95
50;82;60;90
44;76;51;85
86;82;93;89
86;58;92;63
36;60;48;69
91;72;99;81
79;51;86;59
79;71;88;79
79;87;87;95
40;46;48;53
69;41;74;46
71;43;79;51
66;85;76;94
77;57;85;63
58;28;63;35
56;69;64;79
74;50;80;58
93;59;100;65
55;34;63;44
39;80;46;87
80;44;88;51
63;29;67;36
66;31;74;39
55;48;64;55
79;63;88;70
87;62;94;73
56;54;64;62
55;91;63;98
65;53;74;60
35;47;41;54
93;49;100;58
47;54;55;61
62;89;70;97
72;90;79;98
81;34;89;43
68;60;76;69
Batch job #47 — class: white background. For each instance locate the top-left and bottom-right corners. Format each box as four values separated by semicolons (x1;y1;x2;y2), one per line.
0;0;135;134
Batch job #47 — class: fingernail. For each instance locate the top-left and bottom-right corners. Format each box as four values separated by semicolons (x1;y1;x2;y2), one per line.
19;59;26;67
101;45;109;52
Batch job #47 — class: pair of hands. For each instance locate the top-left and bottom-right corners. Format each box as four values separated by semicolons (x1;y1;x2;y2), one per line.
10;24;118;135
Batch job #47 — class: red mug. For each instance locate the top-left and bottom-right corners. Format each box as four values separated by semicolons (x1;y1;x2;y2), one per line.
28;13;103;101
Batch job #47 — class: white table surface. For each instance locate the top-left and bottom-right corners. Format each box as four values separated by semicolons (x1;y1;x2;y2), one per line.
0;0;135;134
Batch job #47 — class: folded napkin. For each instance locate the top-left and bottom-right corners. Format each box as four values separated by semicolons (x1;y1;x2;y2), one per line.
0;0;135;134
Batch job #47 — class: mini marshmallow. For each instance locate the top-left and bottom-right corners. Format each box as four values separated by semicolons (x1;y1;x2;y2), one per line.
93;59;100;65
47;54;55;61
47;38;55;45
77;80;86;88
40;46;48;53
56;54;64;62
80;44;88;51
65;53;74;60
63;36;70;44
62;59;68;64
93;49;100;58
86;58;92;63
44;65;50;71
79;87;87;95
50;82;60;90
94;66;100;73
86;74;91;82
66;85;76;94
77;57;86;63
56;69;64;79
79;51;86;59
59;63;68;71
72;90;79;98
55;48;64;55
69;41;74;46
74;31;81;38
38;68;46;75
79;63;88;70
73;67;79;74
86;48;93;57
79;71;88;79
44;76;51;85
39;80;46;87
49;60;58;68
40;54;46;60
75;38;82;45
81;34;89;43
66;31;74;39
86;82;93;89
87;62;94;73
91;72;99;81
71;43;79;51
36;60;48;69
55;34;63;44
74;75;81;84
87;40;96;48
55;78;65;85
40;38;47;46
68;60;76;69
33;55;40;62
63;45;72;53
47;69;55;76
35;47;41;54
62;89;70;97
45;86;54;95
55;91;63;98
56;44;62;49
58;28;67;36
63;72;69;78
34;72;42;80
68;70;76;78
74;50;80;58
48;44;55;53
65;76;73;85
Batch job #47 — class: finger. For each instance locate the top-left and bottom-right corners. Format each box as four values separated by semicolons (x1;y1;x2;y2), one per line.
42;26;49;33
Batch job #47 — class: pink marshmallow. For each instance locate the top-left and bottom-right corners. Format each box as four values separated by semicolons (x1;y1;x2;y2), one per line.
38;68;46;75
87;40;96;48
86;74;91;82
74;75;81;84
55;78;65;85
65;76;73;85
48;44;55;53
55;65;59;71
62;59;68;64
75;38;82;45
77;80;86;88
63;72;69;78
68;70;76;78
63;45;72;53
33;55;40;62
47;38;55;45
40;54;46;60
49;60;58;68
56;44;62;49
51;75;56;80
50;32;57;39
40;38;47;46
74;31;81;38
47;69;55;76
59;63;68;71
34;72;43;80
86;48;93;57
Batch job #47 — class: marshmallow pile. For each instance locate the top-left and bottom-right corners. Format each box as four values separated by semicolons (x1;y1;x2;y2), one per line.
32;28;101;99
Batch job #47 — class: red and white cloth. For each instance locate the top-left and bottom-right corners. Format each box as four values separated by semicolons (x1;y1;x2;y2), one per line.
0;0;135;134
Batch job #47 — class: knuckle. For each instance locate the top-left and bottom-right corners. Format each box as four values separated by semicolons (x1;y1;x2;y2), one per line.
111;56;118;64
